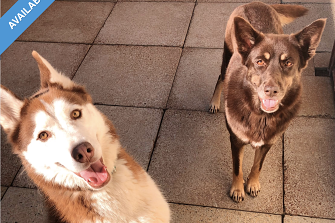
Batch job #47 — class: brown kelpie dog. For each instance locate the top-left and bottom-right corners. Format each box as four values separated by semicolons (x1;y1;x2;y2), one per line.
209;2;326;202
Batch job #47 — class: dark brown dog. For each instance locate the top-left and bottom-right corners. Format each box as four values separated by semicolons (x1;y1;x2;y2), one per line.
209;2;326;202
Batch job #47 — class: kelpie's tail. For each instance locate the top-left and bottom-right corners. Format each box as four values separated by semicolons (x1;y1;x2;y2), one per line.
271;4;308;26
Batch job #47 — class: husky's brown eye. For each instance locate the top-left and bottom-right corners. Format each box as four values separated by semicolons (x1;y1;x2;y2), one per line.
285;61;293;67
256;59;265;66
38;131;50;141
71;109;81;120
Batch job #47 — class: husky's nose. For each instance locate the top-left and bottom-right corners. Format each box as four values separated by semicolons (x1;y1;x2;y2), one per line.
72;142;95;163
264;84;279;97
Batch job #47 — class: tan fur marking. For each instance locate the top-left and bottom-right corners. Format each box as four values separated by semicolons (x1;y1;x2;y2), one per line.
264;52;270;60
32;51;51;89
281;54;287;61
118;148;145;181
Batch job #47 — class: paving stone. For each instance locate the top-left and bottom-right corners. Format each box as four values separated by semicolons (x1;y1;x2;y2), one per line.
149;110;283;214
73;45;181;108
299;76;335;118
314;52;332;68
95;2;194;46
12;166;37;189
57;0;116;2
96;105;163;169
284;117;335;219
284;215;335;223
1;129;22;187
18;1;114;43
1;187;8;199
1;187;48;222
198;0;279;2
1;41;90;98
167;48;224;112
185;3;242;48
303;60;316;76
170;203;282;223
1;0;16;16
283;0;334;3
118;0;195;2
283;4;335;52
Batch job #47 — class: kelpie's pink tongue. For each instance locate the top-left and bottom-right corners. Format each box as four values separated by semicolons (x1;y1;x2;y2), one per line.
262;99;278;108
79;160;108;187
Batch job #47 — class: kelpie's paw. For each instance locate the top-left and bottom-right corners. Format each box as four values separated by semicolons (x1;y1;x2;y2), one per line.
246;178;261;197
209;104;219;114
230;186;245;203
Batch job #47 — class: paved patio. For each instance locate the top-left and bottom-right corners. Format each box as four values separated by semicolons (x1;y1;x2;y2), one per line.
1;0;335;222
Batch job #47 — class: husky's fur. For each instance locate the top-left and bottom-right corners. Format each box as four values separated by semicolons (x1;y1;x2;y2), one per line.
1;51;170;222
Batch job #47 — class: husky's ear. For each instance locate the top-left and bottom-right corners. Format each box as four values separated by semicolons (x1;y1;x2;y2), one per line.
0;85;24;134
32;51;75;89
234;16;264;63
290;19;326;68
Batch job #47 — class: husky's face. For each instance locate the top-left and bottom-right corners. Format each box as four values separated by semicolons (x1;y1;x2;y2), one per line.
1;52;116;190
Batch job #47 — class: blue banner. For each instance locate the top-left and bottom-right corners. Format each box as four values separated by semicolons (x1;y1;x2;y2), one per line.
0;0;54;55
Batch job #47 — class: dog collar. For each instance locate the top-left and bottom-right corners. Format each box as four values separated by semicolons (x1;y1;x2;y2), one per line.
111;165;116;174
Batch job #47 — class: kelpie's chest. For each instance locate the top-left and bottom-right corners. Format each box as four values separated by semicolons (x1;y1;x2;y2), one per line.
225;100;293;146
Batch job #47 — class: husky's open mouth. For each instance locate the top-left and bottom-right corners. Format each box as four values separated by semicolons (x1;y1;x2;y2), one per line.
76;158;111;189
260;98;280;113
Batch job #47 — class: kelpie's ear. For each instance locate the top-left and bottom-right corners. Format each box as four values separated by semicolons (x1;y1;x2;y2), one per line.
0;85;24;134
290;19;326;67
234;17;264;63
32;51;75;90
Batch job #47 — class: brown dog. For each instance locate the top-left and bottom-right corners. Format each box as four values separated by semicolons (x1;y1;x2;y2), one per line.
209;2;326;202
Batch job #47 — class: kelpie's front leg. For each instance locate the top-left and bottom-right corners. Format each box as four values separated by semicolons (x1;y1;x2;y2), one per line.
246;144;272;197
209;74;224;113
209;42;232;113
230;133;246;203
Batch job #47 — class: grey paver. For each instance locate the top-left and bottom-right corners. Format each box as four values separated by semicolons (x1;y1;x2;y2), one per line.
284;117;335;219
283;0;334;3
73;45;181;108
1;129;22;187
283;4;335;52
167;48;224;111
1;187;8;198
1;41;90;98
285;215;335;223
170;203;282;223
198;0;279;2
1;187;48;222
185;3;241;48
303;60;316;76
118;0;195;2
57;0;116;2
299;76;335;118
95;2;194;46
1;0;16;16
18;1;114;43
12;166;37;189
314;52;332;68
96;105;163;169
149;110;283;214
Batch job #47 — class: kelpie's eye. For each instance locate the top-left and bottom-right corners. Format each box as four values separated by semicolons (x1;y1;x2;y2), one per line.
285;61;293;67
71;109;82;120
256;59;265;66
38;131;50;141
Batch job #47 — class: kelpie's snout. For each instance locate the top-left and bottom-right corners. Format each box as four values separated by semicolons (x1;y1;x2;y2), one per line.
72;142;95;163
264;84;279;97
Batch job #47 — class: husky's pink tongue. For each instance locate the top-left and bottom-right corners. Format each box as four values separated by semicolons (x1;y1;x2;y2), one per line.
79;160;108;187
262;99;278;108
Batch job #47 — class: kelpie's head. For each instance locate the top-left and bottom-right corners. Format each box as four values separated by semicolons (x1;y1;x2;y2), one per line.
1;52;118;190
234;17;326;113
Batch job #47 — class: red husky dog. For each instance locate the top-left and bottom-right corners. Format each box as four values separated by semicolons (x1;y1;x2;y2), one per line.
1;51;170;222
